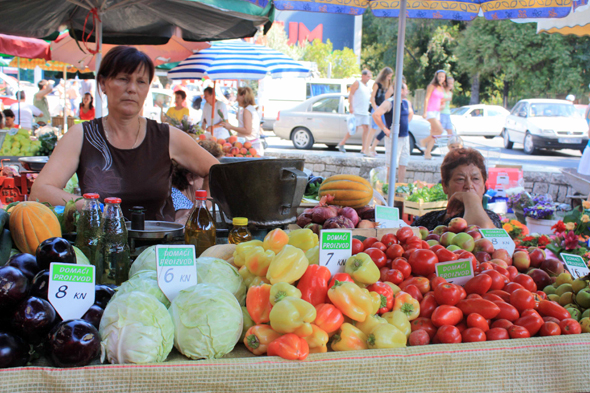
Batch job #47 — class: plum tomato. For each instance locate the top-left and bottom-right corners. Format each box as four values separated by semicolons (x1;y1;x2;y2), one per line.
510;289;536;313
379;267;404;285
539;322;561;337
362;237;379;250
408;249;438;277
504;282;525;294
380;233;398;247
371;242;387;252
486;327;509;341
462;328;486;343
512;274;537;292
431;305;463;327
396;227;414;244
493;301;520;322
466;313;489;332
352;239;364;255
508;325;531;339
490;319;513;329
364;248;387;269
419;293;438;319
386;244;404;260
482;270;509;291
482;293;505;303
434;283;463;306
464;274;492;296
466;294;482;299
404;284;423;302
435;248;458;263
434;325;462;344
409;329;430;346
411;317;438;339
391;258;411;279
430;276;447;291
559;318;582;335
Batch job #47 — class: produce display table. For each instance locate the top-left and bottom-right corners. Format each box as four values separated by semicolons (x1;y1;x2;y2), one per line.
4;335;589;392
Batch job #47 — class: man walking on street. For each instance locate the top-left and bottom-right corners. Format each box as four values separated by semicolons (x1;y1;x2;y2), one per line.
33;80;54;126
337;69;372;154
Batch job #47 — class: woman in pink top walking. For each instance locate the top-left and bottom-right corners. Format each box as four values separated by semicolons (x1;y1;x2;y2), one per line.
421;70;447;160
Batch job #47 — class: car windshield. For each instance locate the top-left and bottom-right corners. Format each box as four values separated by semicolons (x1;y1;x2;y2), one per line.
310;97;340;113
452;107;470;116
529;103;575;117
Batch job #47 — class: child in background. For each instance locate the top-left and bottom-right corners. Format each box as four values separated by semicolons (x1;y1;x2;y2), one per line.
447;135;464;151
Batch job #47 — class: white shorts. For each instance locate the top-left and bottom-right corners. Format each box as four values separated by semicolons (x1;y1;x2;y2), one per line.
354;114;371;126
426;111;440;120
384;135;410;167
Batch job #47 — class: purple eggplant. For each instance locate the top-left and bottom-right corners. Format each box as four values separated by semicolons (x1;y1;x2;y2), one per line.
0;332;29;368
30;270;50;300
36;237;76;271
7;253;39;281
46;320;101;368
94;285;115;309
0;266;30;310
82;305;104;330
12;296;58;344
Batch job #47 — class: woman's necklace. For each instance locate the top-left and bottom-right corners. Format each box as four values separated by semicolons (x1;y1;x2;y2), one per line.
103;116;141;149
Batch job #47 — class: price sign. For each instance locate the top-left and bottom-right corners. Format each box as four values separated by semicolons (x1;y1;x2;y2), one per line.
561;253;590;279
479;228;516;256
48;263;95;321
435;259;474;286
319;230;352;275
375;206;408;229
156;245;197;302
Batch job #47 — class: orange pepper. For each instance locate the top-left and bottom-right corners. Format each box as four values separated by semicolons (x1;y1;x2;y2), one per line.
328;281;373;322
263;228;290;254
314;303;344;337
393;291;421;321
246;284;273;324
331;323;368;351
244;246;275;277
267;333;309;361
399;277;431;295
303;324;329;354
243;325;283;356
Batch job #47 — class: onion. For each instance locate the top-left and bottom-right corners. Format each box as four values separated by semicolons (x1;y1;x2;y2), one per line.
340;207;359;227
355;206;375;220
357;220;378;229
312;206;338;224
297;213;313;228
323;216;354;229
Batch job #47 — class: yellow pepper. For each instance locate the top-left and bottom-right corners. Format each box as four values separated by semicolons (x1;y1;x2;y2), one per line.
366;323;407;349
270;282;302;305
382;310;411;338
263;228;290;254
269;296;317;337
367;290;381;315
244;246;275;277
355;314;387;336
239;266;270;288
331;323;368;351
240;306;255;341
344;253;380;285
234;240;264;267
305;246;319;265
266;245;309;284
303;324;329;354
383;282;402;295
327;281;374;322
393;292;421;321
288;228;319;252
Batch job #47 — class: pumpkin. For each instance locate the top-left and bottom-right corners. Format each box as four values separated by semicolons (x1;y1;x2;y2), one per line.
9;202;62;255
200;244;237;262
318;174;373;208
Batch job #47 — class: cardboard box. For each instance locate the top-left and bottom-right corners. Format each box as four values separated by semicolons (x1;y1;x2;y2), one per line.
403;200;448;217
486;167;523;191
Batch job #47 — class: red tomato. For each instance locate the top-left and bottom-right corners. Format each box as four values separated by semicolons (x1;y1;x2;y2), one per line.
456;250;478;272
490;319;513;329
434;325;462;344
457;299;501;319
486;327;509;341
535;291;547;300
352;239;364;255
487;290;511;303
504;282;525;294
434;283;463;306
521;309;539;318
379;267;404;285
411;317;438;339
408;249;438;277
431;305;464;327
421;241;430;250
365;248;387;269
402;249;415;260
542;316;561;324
514;274;538;292
466;313;489;332
430;244;445;253
400;277;431;294
430;276;447;291
391;258;411;279
537;300;570;321
404;284;423;302
492;265;510;278
458;285;466;300
464;274;493;296
493;301;520;322
405;237;423;251
482;270;509;291
466;293;482;299
409;330;431;346
560;318;582;335
514;313;544;336
506;266;519;281
462;327;486;343
362;237;379;250
386;244;404;260
455;321;468;334
380;233;398;247
539;322;561;336
508;325;531;339
396;227;414;244
510;289;536;313
435;248;458;263
482;293;505;303
371;242;387;252
419;293;438;319
479;262;493;272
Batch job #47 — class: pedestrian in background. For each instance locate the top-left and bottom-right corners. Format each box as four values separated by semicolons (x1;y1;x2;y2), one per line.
421;69;446;160
440;76;455;135
337;69;373;154
33;79;54;126
367;67;393;157
67;81;80;117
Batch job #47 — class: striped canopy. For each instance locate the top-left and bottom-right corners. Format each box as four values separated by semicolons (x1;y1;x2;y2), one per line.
168;40;310;80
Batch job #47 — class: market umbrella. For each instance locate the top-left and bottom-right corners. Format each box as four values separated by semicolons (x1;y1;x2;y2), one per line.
536;4;590;35
0;33;50;61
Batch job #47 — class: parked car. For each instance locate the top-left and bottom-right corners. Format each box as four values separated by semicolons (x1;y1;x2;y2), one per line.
449;104;510;138
273;93;431;152
502;99;588;155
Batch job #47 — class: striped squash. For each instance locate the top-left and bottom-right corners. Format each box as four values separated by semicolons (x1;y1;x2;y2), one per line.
9;202;62;254
318;175;373;208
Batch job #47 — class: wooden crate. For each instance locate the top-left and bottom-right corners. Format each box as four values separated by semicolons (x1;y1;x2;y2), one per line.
403;200;448;217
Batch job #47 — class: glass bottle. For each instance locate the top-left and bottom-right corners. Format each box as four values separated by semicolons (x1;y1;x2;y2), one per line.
184;190;216;257
75;193;101;273
95;197;130;285
228;217;252;244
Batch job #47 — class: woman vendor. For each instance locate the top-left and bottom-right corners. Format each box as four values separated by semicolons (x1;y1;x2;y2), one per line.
220;86;263;156
412;147;502;231
30;46;219;221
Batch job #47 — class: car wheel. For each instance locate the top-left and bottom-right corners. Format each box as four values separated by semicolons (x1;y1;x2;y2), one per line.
503;129;513;149
523;132;536;155
291;127;314;149
409;133;423;155
484;136;494;139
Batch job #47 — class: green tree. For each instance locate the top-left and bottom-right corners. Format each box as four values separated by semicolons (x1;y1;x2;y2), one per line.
264;23;306;61
303;39;359;78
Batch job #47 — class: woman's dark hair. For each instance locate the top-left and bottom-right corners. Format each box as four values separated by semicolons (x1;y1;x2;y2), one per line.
440;147;487;187
97;46;154;89
3;109;14;119
429;70;447;88
79;93;94;110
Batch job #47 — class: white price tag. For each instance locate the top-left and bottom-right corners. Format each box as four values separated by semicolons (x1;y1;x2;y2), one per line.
375;206;408;229
479;228;516;256
319;230;352;276
48;263;95;321
156;245;197;302
561;253;590;279
435;259;474;286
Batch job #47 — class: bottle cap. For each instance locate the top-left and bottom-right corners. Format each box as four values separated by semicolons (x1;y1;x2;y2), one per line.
195;190;208;200
83;193;100;199
233;217;248;226
104;197;122;204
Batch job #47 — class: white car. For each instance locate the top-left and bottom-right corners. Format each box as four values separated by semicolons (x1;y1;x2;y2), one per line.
450;105;510;138
273;93;431;152
502;99;588;155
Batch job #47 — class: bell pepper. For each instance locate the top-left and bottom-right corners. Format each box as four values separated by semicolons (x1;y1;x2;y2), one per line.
355;314;388;336
367;282;394;314
305;246;319;265
269;296;317;337
244;246;276;277
328;273;354;289
266;245;309;284
244;324;283;355
288;228;319;252
331;323;368;351
270;282;302;305
314;303;344;336
233;240;264;267
297;265;331;306
383;282;402;295
263;228;290;254
239;266;270;288
246;284;273;324
267;333;309;361
366;323;407;349
393;291;421;321
344;253;380;285
328;280;374;322
303;324;329;354
367;290;382;315
240;306;255;341
382;310;411;338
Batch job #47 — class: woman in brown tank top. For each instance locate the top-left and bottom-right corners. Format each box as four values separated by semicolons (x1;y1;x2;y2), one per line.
30;46;219;221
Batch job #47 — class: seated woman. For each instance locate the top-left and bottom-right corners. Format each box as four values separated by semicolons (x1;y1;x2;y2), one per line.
412;147;502;231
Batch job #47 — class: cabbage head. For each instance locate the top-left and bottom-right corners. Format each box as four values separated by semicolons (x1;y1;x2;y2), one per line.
129;245;157;277
99;291;174;364
196;257;246;305
169;283;242;360
73;246;90;265
111;270;170;307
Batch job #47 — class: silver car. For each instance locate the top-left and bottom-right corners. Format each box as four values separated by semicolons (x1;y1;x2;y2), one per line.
450;104;510;138
272;93;431;152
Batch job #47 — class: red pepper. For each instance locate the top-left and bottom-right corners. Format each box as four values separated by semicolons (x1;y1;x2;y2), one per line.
367;282;394;314
297;265;331;307
328;273;354;289
267;333;309;361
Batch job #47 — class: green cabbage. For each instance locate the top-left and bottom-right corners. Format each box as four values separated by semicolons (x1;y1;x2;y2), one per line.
169;283;242;360
73;246;90;265
111;270;170;307
129;245;157;278
196;257;246;305
99;291;174;364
